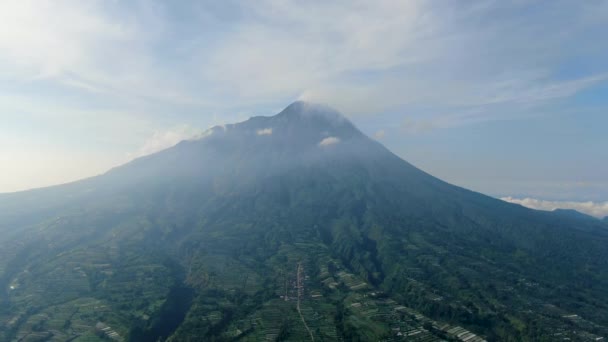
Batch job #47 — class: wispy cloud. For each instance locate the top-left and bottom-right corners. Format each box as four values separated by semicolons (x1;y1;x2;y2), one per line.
130;125;204;159
318;137;340;147
256;128;273;136
0;0;203;107
191;1;608;119
1;1;606;118
501;196;608;218
0;0;131;79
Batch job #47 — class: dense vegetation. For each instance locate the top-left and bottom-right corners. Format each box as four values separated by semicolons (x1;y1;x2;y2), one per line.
1;102;607;341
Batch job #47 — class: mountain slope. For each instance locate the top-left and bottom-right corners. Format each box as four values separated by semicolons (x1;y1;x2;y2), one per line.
1;101;607;341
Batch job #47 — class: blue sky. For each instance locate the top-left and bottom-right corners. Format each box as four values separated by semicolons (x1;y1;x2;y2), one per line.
1;1;607;216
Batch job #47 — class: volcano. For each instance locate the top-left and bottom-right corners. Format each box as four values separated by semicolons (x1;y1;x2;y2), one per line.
1;102;607;341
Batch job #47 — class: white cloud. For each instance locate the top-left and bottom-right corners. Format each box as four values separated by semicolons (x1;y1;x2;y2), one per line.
192;1;608;117
0;0;204;106
200;1;428;101
257;128;273;135
1;1;606;117
374;130;385;139
0;0;131;78
501;196;608;218
318;136;340;147
131;125;203;159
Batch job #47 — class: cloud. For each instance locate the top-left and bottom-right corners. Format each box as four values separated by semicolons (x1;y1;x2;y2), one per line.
318;136;340;147
374;130;385;139
0;0;131;79
191;1;608;118
257;128;273;135
131;125;203;159
0;0;204;107
1;1;606;118
1;1;608;192
501;196;608;218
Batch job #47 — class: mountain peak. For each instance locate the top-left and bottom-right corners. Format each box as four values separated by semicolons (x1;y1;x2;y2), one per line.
278;101;349;124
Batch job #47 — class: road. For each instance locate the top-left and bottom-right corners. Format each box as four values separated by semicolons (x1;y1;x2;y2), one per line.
297;262;315;342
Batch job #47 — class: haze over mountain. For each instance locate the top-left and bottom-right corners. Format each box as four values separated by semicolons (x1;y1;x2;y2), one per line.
1;102;607;341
